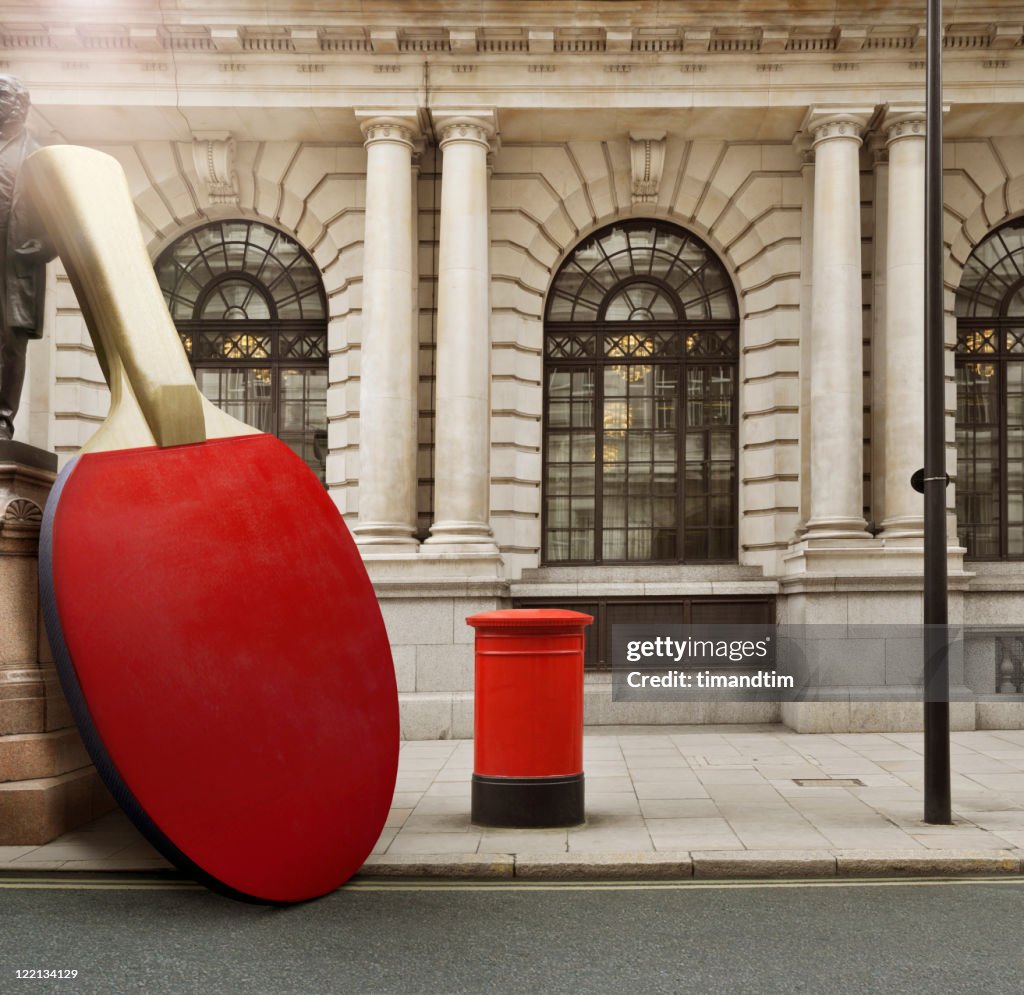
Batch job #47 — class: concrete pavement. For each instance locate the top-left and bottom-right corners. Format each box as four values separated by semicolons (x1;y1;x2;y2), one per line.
3;725;1024;880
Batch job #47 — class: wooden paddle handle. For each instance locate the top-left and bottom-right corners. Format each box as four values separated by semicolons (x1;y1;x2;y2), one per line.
23;145;207;448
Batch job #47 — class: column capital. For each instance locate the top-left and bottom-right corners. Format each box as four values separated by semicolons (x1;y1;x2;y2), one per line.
883;106;927;146
355;109;421;148
410;139;426;173
804;106;873;149
432;109;497;150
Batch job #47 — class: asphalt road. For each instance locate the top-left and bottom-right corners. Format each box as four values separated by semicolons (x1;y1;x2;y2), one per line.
1;875;1022;995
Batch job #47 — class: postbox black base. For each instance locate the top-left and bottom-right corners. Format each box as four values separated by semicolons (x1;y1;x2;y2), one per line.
471;772;584;828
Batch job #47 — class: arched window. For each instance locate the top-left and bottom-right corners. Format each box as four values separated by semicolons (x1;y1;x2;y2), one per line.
155;221;328;478
955;218;1024;558
543;220;739;564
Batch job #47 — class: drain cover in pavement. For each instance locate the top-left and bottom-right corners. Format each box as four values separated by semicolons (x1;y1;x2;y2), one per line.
792;778;865;787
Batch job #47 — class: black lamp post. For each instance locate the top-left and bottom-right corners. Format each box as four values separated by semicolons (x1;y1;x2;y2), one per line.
922;0;952;825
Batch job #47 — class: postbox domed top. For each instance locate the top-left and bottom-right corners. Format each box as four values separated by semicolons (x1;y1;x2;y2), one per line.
466;608;594;629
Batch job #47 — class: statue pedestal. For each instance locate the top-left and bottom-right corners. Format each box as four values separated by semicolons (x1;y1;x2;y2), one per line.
0;442;114;844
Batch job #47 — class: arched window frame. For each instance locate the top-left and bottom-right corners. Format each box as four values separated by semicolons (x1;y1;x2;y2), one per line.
955;216;1024;560
155;220;329;478
542;219;740;565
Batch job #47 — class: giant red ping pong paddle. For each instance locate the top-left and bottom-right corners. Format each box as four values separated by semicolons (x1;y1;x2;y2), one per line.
28;145;399;904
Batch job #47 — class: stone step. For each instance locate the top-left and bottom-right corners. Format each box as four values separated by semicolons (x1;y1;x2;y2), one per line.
0;767;115;845
0;727;92;782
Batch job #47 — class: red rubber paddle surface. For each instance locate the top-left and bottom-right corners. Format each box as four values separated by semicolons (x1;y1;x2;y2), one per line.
45;434;398;903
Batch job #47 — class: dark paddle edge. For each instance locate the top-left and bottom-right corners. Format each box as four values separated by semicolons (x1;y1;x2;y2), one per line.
39;455;297;907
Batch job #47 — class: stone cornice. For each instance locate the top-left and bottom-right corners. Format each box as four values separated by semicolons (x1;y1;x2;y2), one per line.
0;10;1022;57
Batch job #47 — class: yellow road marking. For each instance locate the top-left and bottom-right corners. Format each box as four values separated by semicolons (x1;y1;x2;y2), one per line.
0;877;201;891
0;875;1021;893
345;876;1024;893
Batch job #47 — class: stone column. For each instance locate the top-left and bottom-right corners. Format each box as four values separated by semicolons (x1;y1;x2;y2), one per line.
880;110;927;539
805;111;873;539
424;111;500;556
352;112;420;549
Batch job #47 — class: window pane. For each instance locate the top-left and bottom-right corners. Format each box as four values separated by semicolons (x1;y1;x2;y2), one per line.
570;531;594;560
196;368;273;434
548;464;570;496
549;401;570;427
278;368;327;478
546;496;569;530
571;464;595;495
547;433;570;461
604;366;628;397
572;433;595;460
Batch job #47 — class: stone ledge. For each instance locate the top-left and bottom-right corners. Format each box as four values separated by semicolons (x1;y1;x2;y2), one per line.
510;579;780;598
0;441;57;474
780;572;974;594
976;700;1024;730
0;728;91;782
518;564;766;584
372;580;509;599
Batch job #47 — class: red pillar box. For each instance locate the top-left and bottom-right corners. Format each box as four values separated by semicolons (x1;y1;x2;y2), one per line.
466;608;593;828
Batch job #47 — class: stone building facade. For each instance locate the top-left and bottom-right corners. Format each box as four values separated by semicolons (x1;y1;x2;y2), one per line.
6;0;1024;737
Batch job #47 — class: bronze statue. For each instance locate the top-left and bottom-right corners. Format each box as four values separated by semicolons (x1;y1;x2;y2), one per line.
0;76;54;441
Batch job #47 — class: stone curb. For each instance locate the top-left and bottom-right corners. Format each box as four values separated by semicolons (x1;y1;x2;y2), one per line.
833;849;1023;877
2;850;1022;880
513;851;693;880
691;850;836;879
356;853;515;879
353;849;1024;880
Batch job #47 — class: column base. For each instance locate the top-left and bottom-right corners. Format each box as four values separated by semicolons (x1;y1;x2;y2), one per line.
783;532;882;576
352;521;419;548
423;520;500;556
364;549;505;582
878;515;924;541
783;534;967;578
802;516;873;541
